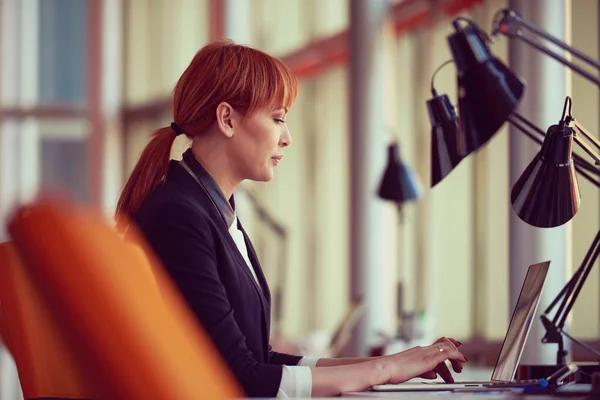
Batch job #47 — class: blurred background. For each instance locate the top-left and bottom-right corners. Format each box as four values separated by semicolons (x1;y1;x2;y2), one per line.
0;0;599;398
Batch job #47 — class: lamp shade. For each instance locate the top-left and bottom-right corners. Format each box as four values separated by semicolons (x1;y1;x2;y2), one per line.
447;21;526;154
427;93;466;187
511;124;581;228
378;142;422;203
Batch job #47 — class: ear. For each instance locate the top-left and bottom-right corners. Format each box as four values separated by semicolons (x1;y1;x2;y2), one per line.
215;102;235;138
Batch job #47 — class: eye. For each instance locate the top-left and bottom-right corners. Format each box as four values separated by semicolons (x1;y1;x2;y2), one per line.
274;118;286;124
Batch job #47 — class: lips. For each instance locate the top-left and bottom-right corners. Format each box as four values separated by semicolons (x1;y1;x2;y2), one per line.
271;156;282;166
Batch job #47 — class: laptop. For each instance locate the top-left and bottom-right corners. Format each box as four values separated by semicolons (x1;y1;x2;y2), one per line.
372;261;551;392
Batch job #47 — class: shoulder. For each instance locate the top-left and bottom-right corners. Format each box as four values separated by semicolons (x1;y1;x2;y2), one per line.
132;180;223;268
134;178;213;236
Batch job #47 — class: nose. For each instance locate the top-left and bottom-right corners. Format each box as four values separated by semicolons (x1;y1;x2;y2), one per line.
280;126;292;147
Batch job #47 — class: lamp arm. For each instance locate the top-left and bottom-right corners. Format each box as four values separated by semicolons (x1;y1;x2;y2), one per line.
509;113;600;185
553;230;600;331
539;229;600;365
494;9;600;68
574;121;600;150
510;112;600;364
273;235;289;328
572;121;600;166
512;113;600;178
492;9;600;87
236;186;288;238
573;135;600;166
236;186;289;329
561;330;600;359
543;259;586;318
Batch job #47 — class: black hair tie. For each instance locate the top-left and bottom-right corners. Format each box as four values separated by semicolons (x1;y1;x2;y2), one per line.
170;122;185;136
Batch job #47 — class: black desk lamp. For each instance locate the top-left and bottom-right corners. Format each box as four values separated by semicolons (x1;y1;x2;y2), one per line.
377;139;422;338
427;60;467;187
511;99;581;229
377;140;422;210
427;12;600;366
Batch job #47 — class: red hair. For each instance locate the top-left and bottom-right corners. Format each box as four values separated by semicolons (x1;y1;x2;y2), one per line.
115;40;299;228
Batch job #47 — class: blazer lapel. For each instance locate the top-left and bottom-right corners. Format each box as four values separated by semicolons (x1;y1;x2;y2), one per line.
237;220;272;340
167;157;272;340
168;160;269;306
237;220;271;306
221;223;268;302
219;218;272;348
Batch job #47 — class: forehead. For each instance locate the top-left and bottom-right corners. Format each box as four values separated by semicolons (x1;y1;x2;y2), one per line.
248;106;287;118
270;106;288;113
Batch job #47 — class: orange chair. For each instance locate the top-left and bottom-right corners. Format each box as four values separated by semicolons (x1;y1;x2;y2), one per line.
0;242;96;399
8;200;242;399
0;290;15;356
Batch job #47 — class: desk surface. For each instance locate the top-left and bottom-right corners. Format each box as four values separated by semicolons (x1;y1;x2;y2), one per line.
342;393;587;399
342;383;591;398
340;368;591;399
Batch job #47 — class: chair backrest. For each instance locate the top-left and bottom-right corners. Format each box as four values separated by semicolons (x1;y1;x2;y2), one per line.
0;242;96;399
0;287;15;356
8;200;242;399
0;272;16;367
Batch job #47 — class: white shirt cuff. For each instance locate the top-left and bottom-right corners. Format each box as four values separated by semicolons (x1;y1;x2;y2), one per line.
298;356;319;367
277;365;313;398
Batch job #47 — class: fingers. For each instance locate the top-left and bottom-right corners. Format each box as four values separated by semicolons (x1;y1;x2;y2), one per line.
449;360;463;374
435;336;463;348
432;339;466;360
385;340;469;385
434;362;455;383
423;342;465;383
439;337;467;373
428;340;468;366
419;371;438;380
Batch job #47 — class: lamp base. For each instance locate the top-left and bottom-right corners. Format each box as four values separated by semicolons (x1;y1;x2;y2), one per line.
517;362;600;383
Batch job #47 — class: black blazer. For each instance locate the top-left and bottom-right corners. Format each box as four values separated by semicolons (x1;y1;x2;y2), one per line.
133;149;302;398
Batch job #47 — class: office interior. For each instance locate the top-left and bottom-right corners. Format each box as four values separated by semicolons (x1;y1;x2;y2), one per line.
0;0;599;398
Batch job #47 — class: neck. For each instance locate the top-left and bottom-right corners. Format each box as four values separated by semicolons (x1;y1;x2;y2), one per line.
190;137;241;200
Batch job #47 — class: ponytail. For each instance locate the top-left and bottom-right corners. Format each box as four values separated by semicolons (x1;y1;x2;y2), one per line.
115;127;177;229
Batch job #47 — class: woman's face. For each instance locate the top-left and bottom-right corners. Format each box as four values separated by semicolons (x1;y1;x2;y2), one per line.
230;106;292;182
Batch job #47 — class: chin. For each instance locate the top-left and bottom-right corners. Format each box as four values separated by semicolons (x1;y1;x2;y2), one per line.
260;172;274;182
250;170;274;182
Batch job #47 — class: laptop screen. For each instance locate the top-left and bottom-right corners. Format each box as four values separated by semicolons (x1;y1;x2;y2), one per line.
490;261;550;382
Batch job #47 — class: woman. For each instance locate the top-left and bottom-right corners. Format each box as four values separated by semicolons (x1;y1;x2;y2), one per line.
116;41;468;398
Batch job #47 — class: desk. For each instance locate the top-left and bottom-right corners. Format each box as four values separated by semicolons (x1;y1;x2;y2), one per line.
342;384;592;398
342;393;588;399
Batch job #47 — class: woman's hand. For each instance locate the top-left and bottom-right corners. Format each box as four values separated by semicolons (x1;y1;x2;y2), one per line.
380;337;468;385
427;337;465;382
310;337;468;396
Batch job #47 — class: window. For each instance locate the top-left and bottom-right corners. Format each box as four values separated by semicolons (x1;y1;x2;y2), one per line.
38;0;88;103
